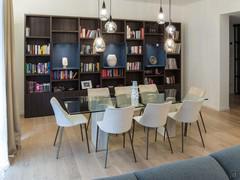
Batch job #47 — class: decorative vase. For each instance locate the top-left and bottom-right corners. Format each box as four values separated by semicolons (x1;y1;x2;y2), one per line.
131;81;139;106
107;54;117;67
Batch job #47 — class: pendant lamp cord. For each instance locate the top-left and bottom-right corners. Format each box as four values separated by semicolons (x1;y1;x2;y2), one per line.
110;0;112;17
169;0;171;24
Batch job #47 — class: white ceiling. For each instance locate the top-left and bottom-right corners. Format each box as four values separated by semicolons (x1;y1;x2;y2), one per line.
125;0;201;6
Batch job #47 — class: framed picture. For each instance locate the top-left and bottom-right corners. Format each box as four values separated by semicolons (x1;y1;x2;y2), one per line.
81;80;92;89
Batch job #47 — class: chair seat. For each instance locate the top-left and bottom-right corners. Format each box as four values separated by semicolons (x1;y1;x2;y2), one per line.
66;114;88;127
133;116;150;127
168;112;177;121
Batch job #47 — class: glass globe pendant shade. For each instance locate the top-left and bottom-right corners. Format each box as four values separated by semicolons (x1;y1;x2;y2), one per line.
100;1;108;21
165;23;176;35
164;38;176;53
157;7;165;24
105;16;117;33
93;29;106;53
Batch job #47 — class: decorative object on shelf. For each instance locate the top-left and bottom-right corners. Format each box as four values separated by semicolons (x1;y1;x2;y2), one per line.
165;0;176;35
105;0;117;33
62;57;68;69
131;81;139;106
81;80;93;89
93;29;106;53
149;56;158;65
165;37;176;53
157;0;165;24
100;0;108;21
107;54;117;67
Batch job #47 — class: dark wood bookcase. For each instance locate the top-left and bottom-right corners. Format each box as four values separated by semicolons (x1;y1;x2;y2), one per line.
24;14;182;118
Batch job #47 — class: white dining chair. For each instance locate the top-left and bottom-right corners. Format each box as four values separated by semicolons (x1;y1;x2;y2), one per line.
86;88;111;130
132;102;173;160
114;86;132;96
138;84;158;94
184;86;207;133
95;106;136;168
168;99;205;153
50;97;90;159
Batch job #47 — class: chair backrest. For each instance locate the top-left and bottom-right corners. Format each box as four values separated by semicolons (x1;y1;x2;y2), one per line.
139;102;172;128
50;97;70;127
100;106;134;134
139;84;158;94
185;86;206;100
173;99;204;123
88;88;110;98
115;86;131;96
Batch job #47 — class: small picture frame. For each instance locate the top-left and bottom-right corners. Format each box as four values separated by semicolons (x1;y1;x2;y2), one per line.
81;80;92;89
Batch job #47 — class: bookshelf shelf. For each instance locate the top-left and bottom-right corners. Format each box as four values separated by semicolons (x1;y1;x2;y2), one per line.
24;15;182;118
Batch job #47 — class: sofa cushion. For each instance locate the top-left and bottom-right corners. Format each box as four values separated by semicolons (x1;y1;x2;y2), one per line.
210;145;240;180
134;156;229;180
96;173;137;180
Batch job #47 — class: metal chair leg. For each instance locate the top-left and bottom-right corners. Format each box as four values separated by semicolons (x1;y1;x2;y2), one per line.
128;131;137;162
104;134;109;168
163;127;166;142
165;125;173;154
80;125;84;142
96;125;99;152
132;120;135;141
181;122;184;153
146;128;150;160
196;120;205;148
53;126;60;146
87;113;92;131
84;124;90;153
184;123;188;137
56;127;64;159
155;128;158;142
199;111;207;133
123;133;126;148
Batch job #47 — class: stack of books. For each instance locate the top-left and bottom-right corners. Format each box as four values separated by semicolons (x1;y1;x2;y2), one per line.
165;89;177;98
26;44;50;55
27;81;50;93
80;62;100;72
166;76;176;84
126;62;141;71
165;58;178;69
25;63;50;74
126;25;144;39
101;69;124;78
52;70;78;80
80;28;97;38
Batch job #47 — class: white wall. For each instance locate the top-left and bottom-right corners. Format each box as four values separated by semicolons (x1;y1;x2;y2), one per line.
182;0;240;110
13;0;183;115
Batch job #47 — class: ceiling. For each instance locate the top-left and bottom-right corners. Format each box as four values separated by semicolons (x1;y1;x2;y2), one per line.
125;0;201;6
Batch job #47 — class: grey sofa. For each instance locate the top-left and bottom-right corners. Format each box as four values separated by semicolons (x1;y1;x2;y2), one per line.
97;145;240;180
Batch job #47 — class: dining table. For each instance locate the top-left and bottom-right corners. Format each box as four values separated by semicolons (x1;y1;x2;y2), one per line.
62;93;181;150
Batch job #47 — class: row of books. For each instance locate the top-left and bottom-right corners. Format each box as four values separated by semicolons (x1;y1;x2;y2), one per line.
27;81;50;93
52;70;78;80
25;63;50;74
26;44;50;55
80;28;96;38
168;43;181;54
126;26;144;39
144;78;155;84
145;68;163;75
80;44;96;55
166;76;176;84
126;62;141;71
165;89;177;98
128;46;143;55
165;58;178;69
80;62;100;72
101;69;124;78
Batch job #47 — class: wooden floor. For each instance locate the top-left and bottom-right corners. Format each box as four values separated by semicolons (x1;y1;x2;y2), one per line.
4;107;240;180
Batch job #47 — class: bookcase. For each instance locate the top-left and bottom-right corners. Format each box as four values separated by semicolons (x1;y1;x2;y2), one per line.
24;14;182;118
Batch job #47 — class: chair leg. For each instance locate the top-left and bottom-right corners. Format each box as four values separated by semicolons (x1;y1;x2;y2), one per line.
80;125;84;142
87;113;92;131
104;134;109;168
123;133;126;148
128;131;137;162
184;123;188;137
155;128;158;142
96;125;99;152
181;122;184;153
53;126;60;146
196;120;205;148
132;120;136;141
84;124;90;153
56;127;64;159
165;125;173;154
146;128;150;160
163;127;166;142
199;111;207;133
